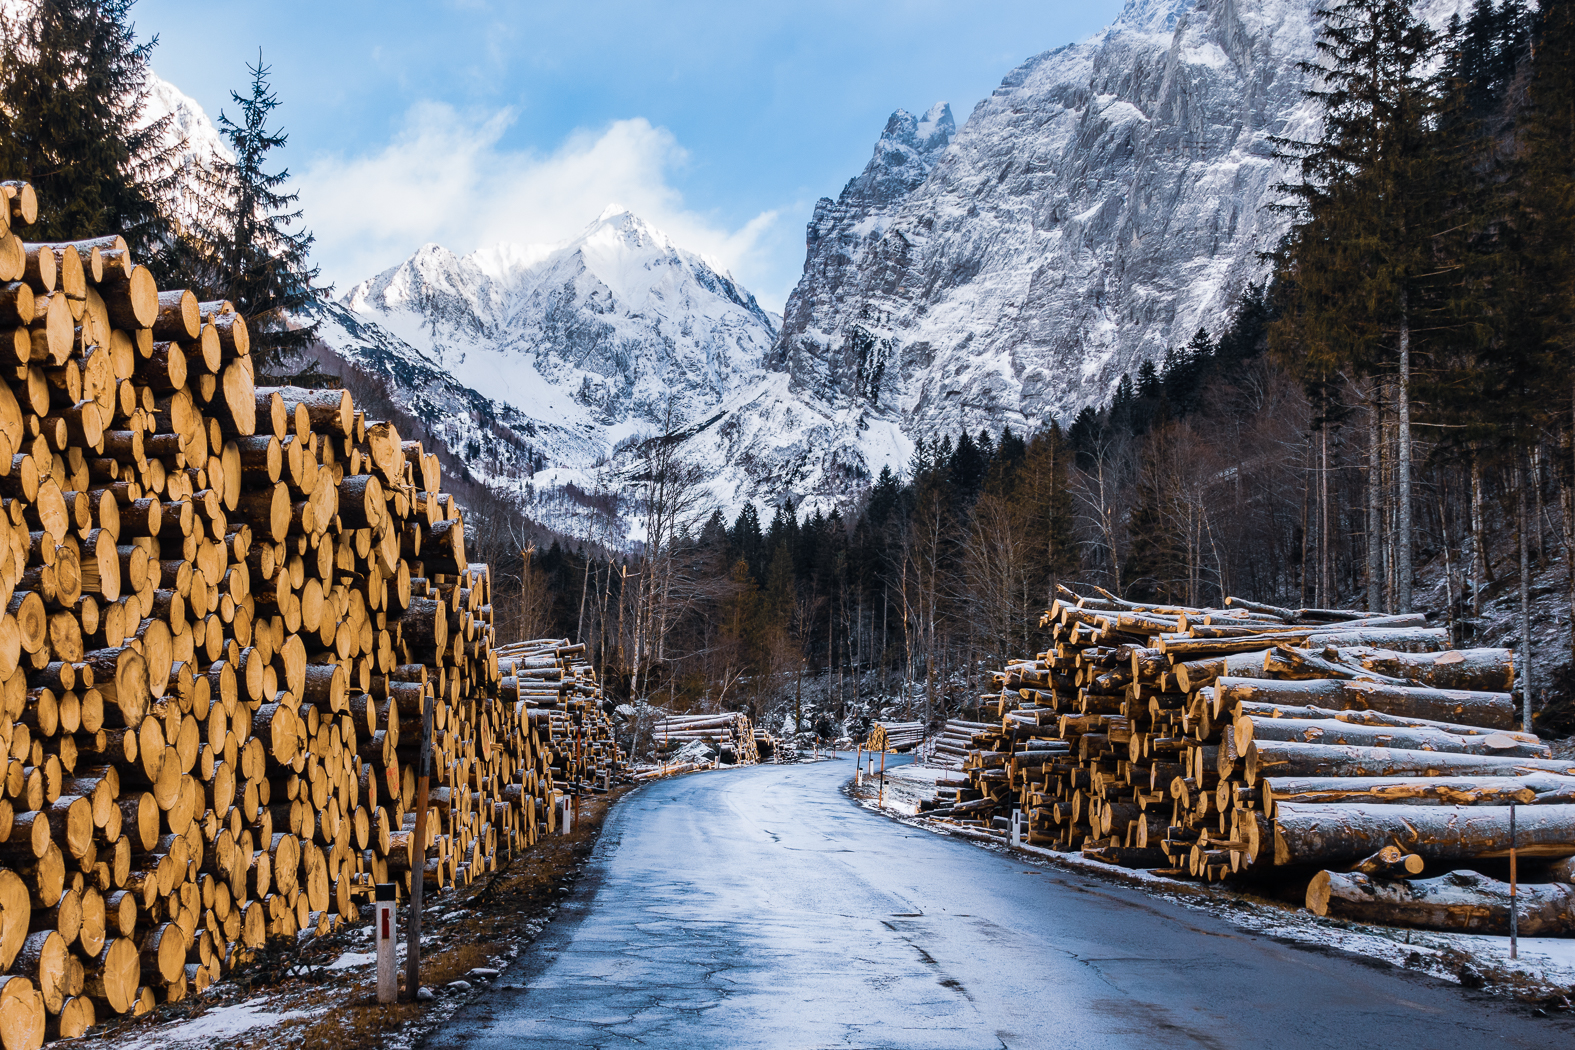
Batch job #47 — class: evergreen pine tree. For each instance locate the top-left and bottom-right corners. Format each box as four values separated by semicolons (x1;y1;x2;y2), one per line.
188;53;321;375
0;0;178;260
1018;424;1078;592
1270;0;1443;612
729;502;764;580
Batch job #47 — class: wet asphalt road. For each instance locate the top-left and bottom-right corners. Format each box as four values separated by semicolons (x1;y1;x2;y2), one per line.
431;758;1572;1050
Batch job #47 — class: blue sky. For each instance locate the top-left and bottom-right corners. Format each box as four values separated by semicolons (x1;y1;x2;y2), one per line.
135;0;1125;310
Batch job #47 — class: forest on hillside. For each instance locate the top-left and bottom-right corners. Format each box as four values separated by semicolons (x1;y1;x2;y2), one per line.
474;0;1575;738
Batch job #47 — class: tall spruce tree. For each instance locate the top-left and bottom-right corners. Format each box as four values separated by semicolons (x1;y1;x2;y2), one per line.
0;0;177;259
1512;0;1575;660
189;53;321;375
1270;0;1442;612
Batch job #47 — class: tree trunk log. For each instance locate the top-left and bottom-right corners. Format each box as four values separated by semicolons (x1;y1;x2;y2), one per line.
1236;715;1548;758
1263;772;1575;810
1215;676;1515;730
1307;868;1575;934
1273;803;1575;865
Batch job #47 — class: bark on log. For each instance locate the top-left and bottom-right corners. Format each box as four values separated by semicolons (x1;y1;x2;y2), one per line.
1337;646;1515;692
1160;627;1447;657
1231;701;1540;742
1263;773;1575;810
1273;803;1575;865
1214;676;1516;730
1236;715;1548;758
1307;868;1575;934
1245;740;1575;785
1348;844;1424;878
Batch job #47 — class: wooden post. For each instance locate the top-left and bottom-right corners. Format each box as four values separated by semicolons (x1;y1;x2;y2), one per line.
1510;801;1518;960
405;694;434;1000
375;884;397;1003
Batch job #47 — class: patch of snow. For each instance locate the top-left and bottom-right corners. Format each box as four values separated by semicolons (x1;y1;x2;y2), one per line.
327;950;377;969
115;1003;326;1050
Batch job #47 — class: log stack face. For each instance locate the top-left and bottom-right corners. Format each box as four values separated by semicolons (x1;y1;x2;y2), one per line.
925;718;992;771
494;639;623;800
922;588;1575;932
648;712;759;769
866;721;924;754
0;185;622;1045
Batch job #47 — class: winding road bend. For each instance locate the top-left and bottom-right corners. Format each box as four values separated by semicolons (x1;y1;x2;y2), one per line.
431;758;1571;1049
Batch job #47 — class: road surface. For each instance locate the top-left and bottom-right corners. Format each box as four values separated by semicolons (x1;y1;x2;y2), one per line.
431;758;1571;1049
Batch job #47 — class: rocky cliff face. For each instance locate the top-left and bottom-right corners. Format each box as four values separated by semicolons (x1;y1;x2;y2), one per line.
773;0;1324;436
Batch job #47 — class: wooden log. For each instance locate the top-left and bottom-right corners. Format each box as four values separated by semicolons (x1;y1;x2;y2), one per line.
1263;773;1575;810
13;931;64;1014
1306;868;1575;934
81;648;148;726
0;975;44;1050
271;387;350;435
138;923;184;986
82;936;138;1014
21;245;54;294
1231;701;1539;742
1338;646;1515;693
151;290;199;342
1161;627;1448;657
1213;676;1516;730
99;265;157;330
1235;715;1549;758
1348;845;1425;878
1272;803;1575;865
1173;650;1273;692
1244;740;1575;784
200;308;249;358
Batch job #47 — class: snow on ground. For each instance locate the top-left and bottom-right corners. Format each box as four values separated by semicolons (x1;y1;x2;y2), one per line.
113;1003;328;1050
853;760;943;816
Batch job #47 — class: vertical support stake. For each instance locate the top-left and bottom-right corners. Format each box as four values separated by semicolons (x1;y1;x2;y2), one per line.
1510;801;1518;961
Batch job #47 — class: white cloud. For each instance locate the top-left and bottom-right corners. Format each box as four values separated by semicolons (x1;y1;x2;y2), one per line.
298;102;782;304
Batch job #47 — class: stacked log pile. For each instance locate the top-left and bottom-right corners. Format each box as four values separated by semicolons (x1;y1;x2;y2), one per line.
752;727;781;762
494;638;623;795
922;586;1575;932
650;712;759;766
924;718;990;771
865;721;924;753
0;183;621;1046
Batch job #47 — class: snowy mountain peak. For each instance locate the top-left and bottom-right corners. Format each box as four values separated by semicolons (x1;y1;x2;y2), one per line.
883;102;955;154
1114;0;1192;34
575;207;680;267
323;206;782;527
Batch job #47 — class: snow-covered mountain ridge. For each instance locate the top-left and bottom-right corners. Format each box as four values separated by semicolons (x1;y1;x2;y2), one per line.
135;0;1475;540
341;207;779;441
776;0;1323;435
314;208;792;535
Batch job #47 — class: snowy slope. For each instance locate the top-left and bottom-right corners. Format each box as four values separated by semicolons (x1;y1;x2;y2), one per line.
321;209;785;532
772;0;1471;446
133;0;1477;537
775;0;1325;437
342;208;778;443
